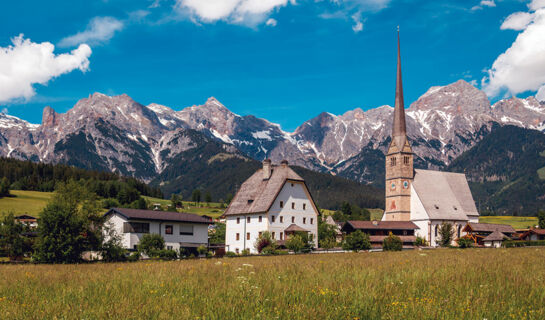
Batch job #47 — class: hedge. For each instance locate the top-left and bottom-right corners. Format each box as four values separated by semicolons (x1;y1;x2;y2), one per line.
503;240;545;248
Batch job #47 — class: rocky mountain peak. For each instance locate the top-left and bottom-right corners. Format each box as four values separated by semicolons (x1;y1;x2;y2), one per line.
41;106;59;127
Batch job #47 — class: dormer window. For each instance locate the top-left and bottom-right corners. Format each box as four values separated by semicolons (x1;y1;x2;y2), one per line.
247;199;254;204
291;202;295;209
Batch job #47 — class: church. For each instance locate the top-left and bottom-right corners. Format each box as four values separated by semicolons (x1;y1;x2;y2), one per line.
381;32;479;247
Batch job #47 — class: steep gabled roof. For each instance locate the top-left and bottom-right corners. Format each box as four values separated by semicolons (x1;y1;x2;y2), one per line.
223;164;305;216
105;208;211;224
412;169;479;220
483;230;508;241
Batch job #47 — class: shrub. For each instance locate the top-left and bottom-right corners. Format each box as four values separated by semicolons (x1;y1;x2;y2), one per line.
241;249;250;256
127;251;140;262
457;237;474;249
342;230;371;252
225;251;237;257
102;198;120;209
197;245;208;256
286;235;305;253
503;240;545;248
254;231;276;253
415;236;427;247
139;234;165;257
157;249;178;260
438;222;455;247
261;246;279;255
383;233;402;251
0;213;33;260
320;238;336;251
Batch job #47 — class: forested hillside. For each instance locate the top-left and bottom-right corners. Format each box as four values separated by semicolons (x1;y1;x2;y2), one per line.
447;125;545;216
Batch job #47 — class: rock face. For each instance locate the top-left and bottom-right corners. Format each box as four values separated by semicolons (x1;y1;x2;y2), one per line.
1;79;545;184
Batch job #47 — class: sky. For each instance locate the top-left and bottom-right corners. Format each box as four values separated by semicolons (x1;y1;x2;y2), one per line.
1;0;545;131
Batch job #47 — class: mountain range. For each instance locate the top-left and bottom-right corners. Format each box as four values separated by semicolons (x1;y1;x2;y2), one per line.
1;79;545;212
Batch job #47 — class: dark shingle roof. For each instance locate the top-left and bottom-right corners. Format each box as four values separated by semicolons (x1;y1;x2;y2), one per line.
284;224;309;232
223;164;305;216
106;208;211;224
466;223;515;234
369;235;416;243
345;220;419;230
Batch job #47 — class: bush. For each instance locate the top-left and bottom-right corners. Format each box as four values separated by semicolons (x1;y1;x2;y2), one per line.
241;249;250;256
383;233;402;251
157;249;178;260
415;236;427;247
320;238;336;251
286;235;305;253
261;246;279;255
503;240;545;248
438;223;455;247
254;231;276;253
197;245;208;256
225;251;237;257
457;237;474;249
342;230;371;252
127;251;140;262
102;198;120;209
0;213;33;260
139;234;165;257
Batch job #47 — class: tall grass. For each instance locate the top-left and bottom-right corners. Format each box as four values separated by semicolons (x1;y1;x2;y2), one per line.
0;248;544;319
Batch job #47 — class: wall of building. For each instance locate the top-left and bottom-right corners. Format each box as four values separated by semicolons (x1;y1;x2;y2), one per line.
225;214;269;254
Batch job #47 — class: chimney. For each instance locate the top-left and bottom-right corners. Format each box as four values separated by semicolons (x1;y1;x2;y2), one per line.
280;160;289;168
262;159;272;180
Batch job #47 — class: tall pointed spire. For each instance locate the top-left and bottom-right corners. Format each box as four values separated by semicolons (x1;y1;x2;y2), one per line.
392;26;407;145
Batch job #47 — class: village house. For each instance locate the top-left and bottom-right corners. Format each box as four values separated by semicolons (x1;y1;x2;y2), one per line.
14;214;38;228
223;160;319;254
341;220;419;248
103;208;211;252
462;223;515;247
520;228;545;241
381;31;479;247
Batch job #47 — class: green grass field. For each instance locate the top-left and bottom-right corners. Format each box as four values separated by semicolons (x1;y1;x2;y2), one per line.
0;190;53;217
0;248;544;319
479;216;538;229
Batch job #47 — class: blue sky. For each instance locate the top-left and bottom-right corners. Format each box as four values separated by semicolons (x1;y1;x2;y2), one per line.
1;0;544;131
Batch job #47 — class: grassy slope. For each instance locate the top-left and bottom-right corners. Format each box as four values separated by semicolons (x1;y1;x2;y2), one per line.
479;216;538;229
0;190;53;216
1;248;544;319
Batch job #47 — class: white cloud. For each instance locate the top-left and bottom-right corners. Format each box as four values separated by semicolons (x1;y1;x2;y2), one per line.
482;7;545;98
351;12;364;33
529;0;545;11
0;35;91;103
537;85;545;101
501;12;534;30
480;0;495;8
266;18;278;27
59;16;124;48
176;0;294;26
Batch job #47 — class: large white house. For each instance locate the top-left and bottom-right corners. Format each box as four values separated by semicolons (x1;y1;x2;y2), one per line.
104;208;211;252
223;160;319;254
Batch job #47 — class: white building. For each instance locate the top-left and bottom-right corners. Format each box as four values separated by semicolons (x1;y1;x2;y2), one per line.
104;208;211;252
223;160;319;254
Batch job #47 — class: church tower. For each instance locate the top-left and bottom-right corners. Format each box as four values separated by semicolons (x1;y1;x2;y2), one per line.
383;29;414;221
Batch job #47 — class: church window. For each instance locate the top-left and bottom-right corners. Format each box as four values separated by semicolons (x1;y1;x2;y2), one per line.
403;156;410;165
435;225;438;237
390;157;396;166
457;225;461;238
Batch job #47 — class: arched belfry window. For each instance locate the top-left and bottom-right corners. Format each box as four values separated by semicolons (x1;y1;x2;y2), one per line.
390;157;396;167
404;156;410;165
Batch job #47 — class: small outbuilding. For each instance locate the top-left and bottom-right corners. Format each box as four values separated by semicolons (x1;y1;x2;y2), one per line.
341;220;419;248
519;228;545;241
463;223;515;246
483;230;509;248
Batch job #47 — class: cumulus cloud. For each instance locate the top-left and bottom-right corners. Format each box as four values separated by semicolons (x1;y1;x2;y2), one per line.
0;35;91;103
351;12;364;33
537;85;545;101
266;18;278;27
482;6;545;98
59;16;124;48
501;12;534;30
176;0;294;26
471;0;496;11
529;0;545;11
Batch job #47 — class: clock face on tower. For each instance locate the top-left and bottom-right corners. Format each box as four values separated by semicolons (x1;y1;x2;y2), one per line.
403;181;409;189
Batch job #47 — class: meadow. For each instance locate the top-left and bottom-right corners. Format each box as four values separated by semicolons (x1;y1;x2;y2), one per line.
0;248;544;319
0;190;53;216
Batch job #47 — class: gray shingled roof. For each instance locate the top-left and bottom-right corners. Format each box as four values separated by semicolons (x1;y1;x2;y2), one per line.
466;223;515;234
483;230;508;241
106;208;211;224
284;224;309;232
344;220;419;230
412;169;479;220
223;164;305;216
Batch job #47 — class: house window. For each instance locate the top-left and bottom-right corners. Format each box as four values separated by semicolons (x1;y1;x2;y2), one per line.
165;225;173;235
291;202;295;209
272;216;276;223
303;203;306;210
237;217;240;224
404;156;410;165
180;225;193;236
167;245;173;250
280;216;284;223
247;233;250;240
247;217;251;223
457;225;461;238
280;232;284;240
303;217;306;224
123;222;150;234
272;232;276;239
292;216;295;223
259;232;263;237
310;218;314;225
291;183;294;187
236;248;239;254
259;216;262;223
280;201;284;208
236;233;240;241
